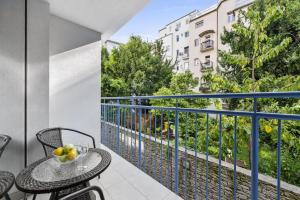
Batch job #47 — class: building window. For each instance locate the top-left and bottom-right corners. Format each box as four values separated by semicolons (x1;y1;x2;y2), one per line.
176;35;179;42
184;46;189;56
185;31;189;38
175;22;181;31
205;55;211;62
205;35;211;40
194;58;200;66
184;62;189;70
176;50;179;56
194;39;199;47
195;20;204;28
186;19;190;24
228;12;235;23
166;45;170;52
169;26;172;32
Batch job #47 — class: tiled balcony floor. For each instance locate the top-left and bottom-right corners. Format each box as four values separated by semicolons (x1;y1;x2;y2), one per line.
35;145;182;200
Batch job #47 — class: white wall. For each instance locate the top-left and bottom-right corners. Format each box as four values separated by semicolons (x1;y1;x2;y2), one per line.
49;41;101;147
0;1;50;196
27;0;50;165
0;0;26;175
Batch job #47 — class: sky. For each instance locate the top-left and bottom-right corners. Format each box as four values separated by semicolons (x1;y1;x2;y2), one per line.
111;0;218;43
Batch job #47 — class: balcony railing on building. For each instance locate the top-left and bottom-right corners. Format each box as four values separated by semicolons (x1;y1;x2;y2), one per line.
201;60;214;72
101;92;300;200
182;53;189;60
200;40;214;52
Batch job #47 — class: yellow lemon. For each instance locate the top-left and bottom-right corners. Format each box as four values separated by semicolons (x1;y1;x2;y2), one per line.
54;147;64;156
265;125;272;133
67;148;78;161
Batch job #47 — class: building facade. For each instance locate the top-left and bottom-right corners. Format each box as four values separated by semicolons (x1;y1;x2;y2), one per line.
159;0;253;92
159;10;197;73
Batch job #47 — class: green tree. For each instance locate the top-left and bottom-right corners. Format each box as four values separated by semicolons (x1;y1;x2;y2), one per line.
218;0;300;89
101;36;174;97
204;0;300;186
151;71;209;139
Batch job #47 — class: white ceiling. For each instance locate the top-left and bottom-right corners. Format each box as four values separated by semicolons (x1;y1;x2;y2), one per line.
45;0;149;40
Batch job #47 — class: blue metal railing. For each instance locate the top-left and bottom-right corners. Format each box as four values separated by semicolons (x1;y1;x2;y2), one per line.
101;92;300;200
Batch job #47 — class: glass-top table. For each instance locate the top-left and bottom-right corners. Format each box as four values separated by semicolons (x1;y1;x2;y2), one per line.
15;148;111;195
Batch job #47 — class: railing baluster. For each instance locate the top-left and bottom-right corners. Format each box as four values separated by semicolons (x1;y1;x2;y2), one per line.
117;100;121;154
205;113;209;200
144;108;147;171
277;120;282;200
138;107;142;168
120;107;123;156
154;111;157;180
234;116;237;200
175;99;179;194
194;113;198;200
134;108;137;165
123;108;127;158
251;98;259;200
167;111;170;188
130;106;133;162
184;112;189;200
218;114;222;200
149;111;152;176
160;112;163;183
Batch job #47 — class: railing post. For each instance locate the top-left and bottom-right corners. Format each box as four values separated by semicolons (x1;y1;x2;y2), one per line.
174;99;179;194
103;100;106;145
117;100;121;154
138;100;142;168
251;98;259;200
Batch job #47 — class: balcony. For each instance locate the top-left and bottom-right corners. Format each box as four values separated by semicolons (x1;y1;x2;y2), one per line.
101;92;300;200
200;40;214;52
182;53;189;60
201;60;214;71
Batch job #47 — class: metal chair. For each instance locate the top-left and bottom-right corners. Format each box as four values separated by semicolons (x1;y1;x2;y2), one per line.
36;127;96;156
36;128;97;200
60;186;105;200
0;134;14;200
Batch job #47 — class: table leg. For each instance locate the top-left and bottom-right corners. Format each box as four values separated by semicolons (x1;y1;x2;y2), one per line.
49;192;59;200
32;194;37;200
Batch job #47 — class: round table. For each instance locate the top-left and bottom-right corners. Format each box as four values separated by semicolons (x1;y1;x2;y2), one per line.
15;148;111;198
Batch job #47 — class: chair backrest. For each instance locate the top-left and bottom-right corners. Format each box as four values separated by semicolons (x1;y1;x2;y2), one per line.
36;128;63;156
0;135;11;158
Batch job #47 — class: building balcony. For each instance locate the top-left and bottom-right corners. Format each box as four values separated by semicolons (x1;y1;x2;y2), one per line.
200;40;214;52
200;60;214;71
182;53;189;60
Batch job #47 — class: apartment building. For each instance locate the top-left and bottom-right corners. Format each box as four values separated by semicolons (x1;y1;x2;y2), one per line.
159;0;253;92
159;10;197;73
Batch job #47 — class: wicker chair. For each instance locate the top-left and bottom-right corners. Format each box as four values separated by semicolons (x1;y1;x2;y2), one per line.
0;134;14;200
60;186;104;200
36;128;97;200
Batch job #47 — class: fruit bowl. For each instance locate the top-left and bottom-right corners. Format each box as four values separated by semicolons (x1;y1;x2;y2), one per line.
52;144;80;164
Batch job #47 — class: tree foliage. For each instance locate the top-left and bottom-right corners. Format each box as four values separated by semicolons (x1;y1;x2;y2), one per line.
203;0;300;186
218;0;300;86
101;36;174;97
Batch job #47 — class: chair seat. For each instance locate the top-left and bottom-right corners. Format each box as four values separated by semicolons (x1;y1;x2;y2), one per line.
0;171;15;198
